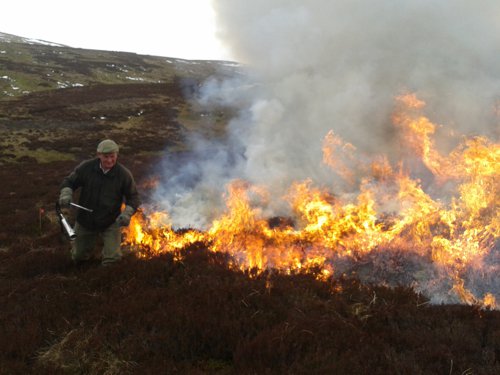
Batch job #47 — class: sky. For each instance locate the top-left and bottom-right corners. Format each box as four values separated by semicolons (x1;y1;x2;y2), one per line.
1;0;233;61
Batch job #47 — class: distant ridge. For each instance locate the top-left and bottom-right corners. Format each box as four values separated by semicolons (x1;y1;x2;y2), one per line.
0;31;66;47
0;31;239;97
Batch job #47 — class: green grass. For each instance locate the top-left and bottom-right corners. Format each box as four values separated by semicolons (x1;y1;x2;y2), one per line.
0;146;75;163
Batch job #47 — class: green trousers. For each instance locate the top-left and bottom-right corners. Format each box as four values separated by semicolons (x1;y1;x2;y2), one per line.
71;221;122;265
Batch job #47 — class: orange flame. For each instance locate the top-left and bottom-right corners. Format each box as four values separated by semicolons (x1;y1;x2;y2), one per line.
123;94;499;309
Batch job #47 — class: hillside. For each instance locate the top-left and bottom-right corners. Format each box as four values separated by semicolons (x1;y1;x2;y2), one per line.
0;32;237;245
0;33;499;374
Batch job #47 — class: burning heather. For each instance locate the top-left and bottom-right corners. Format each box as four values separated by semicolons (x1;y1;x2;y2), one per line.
123;1;499;309
124;93;499;309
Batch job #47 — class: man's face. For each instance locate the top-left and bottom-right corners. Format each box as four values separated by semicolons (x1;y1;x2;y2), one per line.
98;152;118;170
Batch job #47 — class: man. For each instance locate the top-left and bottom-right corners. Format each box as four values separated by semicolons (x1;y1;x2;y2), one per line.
58;139;141;266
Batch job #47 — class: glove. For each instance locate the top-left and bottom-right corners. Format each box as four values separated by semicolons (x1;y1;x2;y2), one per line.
116;205;135;227
58;187;73;208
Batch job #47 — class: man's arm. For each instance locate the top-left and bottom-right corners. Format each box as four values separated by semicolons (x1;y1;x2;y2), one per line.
58;160;88;207
116;167;141;227
60;160;87;191
122;167;141;211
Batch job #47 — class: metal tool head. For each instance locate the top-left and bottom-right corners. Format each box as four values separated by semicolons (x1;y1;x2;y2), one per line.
70;202;93;212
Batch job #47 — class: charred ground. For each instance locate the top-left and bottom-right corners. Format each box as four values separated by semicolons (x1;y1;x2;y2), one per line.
0;34;499;374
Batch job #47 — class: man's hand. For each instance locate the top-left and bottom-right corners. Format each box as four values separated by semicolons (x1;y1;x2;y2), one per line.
116;205;135;227
58;187;73;208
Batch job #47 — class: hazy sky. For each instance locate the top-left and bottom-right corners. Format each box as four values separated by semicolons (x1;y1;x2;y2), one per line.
1;0;233;60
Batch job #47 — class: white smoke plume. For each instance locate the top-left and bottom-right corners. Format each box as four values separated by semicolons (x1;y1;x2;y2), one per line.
155;0;500;228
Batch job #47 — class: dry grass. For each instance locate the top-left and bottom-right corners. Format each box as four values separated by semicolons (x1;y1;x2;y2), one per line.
1;243;499;374
36;328;137;375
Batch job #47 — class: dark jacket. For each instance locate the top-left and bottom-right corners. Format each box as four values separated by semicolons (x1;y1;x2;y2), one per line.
61;158;140;230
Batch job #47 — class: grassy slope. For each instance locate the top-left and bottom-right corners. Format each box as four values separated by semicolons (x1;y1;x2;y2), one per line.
0;35;499;374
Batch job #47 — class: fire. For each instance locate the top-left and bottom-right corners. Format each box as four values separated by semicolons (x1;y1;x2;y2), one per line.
322;131;357;184
123;94;499;309
127;211;204;259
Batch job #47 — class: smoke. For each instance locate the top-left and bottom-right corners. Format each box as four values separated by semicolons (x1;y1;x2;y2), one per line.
155;0;500;228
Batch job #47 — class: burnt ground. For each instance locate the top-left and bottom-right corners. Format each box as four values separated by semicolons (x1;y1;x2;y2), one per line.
0;79;499;373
